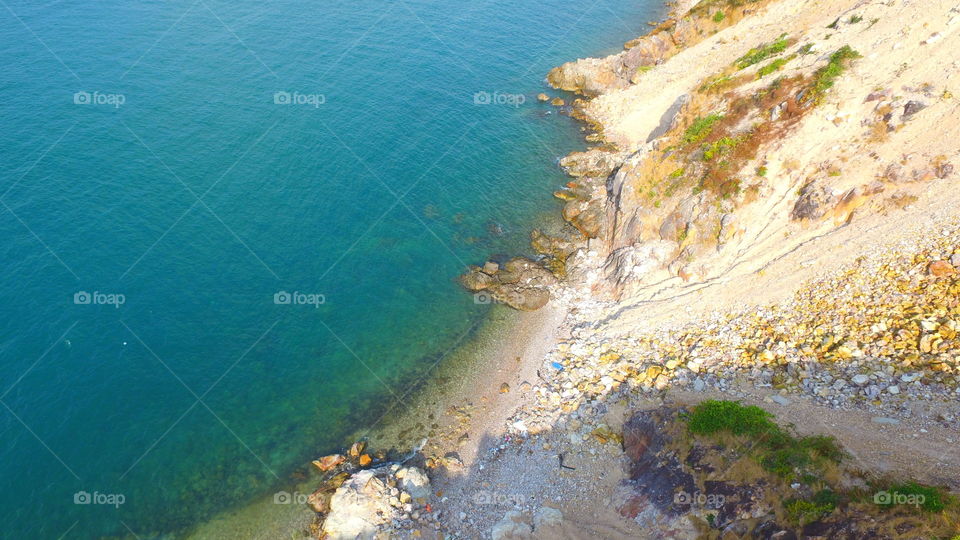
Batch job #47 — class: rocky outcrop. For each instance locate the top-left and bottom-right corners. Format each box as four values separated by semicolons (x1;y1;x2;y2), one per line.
603;241;678;294
459;257;558;311
320;465;434;539
547;1;770;96
321;470;396;540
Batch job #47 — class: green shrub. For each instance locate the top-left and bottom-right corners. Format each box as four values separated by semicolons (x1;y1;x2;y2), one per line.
686;400;779;436
683;114;725;144
713;11;726;23
811;46;861;102
762;446;812;476
798;435;844;462
702;136;741;161
757;55;795;78
735;34;789;70
784;491;836;525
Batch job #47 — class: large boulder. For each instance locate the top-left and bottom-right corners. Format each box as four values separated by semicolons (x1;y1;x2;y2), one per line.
791;181;836;221
321;470;396;540
491;510;533;540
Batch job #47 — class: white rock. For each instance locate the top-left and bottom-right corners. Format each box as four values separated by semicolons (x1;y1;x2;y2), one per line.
852;374;870;386
770;395;792;406
322;471;396;540
533;507;563;529
491;510;532;540
397;467;431;499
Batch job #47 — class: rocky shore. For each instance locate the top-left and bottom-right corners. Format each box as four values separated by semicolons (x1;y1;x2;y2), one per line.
295;0;960;537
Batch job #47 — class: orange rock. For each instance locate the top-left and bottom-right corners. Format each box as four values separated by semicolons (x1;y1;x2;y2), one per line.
928;260;956;277
312;454;345;472
358;454;372;467
348;441;366;457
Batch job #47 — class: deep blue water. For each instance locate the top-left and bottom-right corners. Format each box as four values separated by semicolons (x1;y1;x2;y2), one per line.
0;0;664;537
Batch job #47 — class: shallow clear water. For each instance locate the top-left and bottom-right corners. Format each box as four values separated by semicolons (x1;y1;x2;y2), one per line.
0;0;664;537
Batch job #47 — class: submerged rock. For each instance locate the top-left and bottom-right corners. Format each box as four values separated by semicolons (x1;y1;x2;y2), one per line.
313;454;346;472
459;257;557;311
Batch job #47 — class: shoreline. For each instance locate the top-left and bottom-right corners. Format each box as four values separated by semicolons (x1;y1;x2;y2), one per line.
208;0;960;535
184;293;569;540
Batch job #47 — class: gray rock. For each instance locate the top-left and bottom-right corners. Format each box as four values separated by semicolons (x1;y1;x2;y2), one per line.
903;100;928;118
533;506;563;529
852;374;870;386
901;373;921;383
791;181;836;221
396;467;431;499
491;510;532;540
482;261;500;275
872;417;901;425
770;395;792;406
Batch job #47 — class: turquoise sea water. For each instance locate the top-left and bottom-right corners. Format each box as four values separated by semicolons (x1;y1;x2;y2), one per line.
0;0;664;537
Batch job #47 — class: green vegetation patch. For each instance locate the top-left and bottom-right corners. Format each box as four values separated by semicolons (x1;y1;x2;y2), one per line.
686;400;778;436
685;400;844;480
785;489;838;526
713;10;726;23
757;55;795;78
810;45;861;102
735;34;789;70
702;136;742;161
683;114;725;145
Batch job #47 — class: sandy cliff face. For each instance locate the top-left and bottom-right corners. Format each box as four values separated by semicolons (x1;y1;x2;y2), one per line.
544;0;960;303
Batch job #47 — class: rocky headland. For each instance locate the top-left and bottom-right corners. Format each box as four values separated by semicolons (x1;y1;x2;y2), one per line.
294;0;960;538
